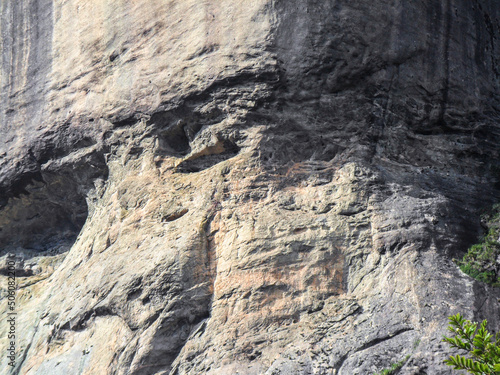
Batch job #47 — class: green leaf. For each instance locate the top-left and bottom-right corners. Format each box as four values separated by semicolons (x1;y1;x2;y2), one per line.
443;313;500;375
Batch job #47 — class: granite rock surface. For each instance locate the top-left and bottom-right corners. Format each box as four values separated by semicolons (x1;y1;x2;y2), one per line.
0;0;500;374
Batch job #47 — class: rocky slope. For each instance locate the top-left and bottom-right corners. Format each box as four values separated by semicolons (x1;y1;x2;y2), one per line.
0;0;499;374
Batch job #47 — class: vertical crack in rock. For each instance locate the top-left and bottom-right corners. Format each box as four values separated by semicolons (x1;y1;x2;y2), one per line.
438;0;452;126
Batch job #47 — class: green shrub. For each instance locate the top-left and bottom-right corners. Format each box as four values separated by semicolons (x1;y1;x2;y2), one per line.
443;313;500;374
455;205;500;287
374;355;410;375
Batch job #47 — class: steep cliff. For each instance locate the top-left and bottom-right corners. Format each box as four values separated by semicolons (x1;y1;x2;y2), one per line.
0;0;499;374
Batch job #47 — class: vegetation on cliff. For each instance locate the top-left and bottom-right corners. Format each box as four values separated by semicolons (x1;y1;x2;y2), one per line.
456;204;500;287
443;313;500;374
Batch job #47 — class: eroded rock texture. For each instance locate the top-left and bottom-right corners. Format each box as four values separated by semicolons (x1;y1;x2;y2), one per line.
0;0;499;374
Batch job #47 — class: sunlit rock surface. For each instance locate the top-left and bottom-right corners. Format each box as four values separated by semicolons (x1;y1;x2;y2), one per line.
0;0;499;374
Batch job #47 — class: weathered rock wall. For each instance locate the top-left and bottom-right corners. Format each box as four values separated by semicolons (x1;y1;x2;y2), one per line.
0;0;499;374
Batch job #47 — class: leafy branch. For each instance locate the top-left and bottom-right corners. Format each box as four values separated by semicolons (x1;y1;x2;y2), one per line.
443;313;500;374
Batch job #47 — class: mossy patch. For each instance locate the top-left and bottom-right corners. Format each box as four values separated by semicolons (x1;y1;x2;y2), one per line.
374;355;411;375
455;204;500;287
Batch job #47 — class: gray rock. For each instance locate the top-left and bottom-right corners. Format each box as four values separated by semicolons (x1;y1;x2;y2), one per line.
0;0;499;374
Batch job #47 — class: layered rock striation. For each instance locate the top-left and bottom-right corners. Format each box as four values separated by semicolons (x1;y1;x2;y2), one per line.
0;0;499;374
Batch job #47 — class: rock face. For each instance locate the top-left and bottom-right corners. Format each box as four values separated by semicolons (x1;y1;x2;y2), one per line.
0;0;499;374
